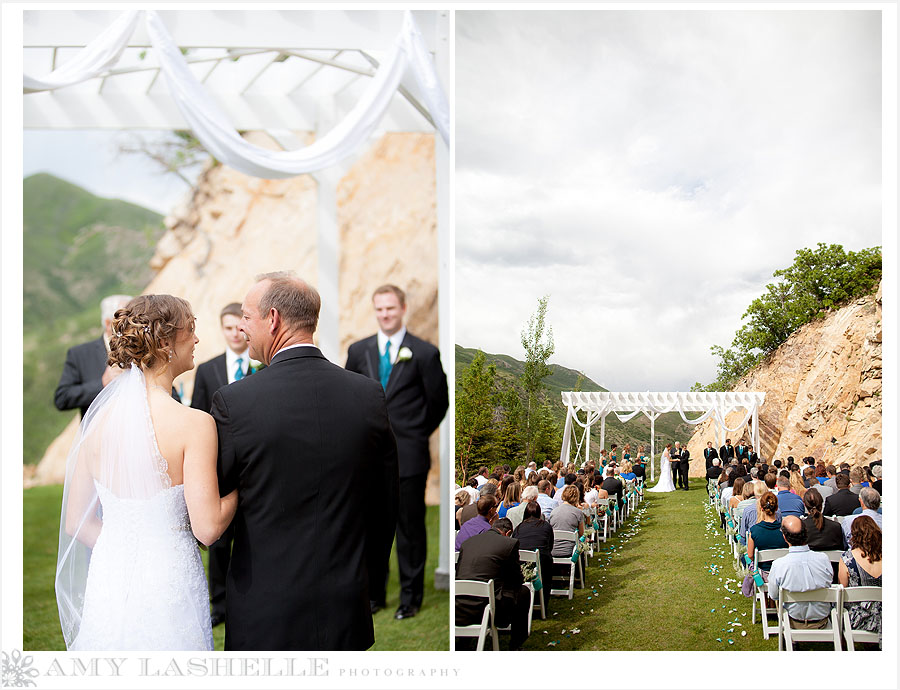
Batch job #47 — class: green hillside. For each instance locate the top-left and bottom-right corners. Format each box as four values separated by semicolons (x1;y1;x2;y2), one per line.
23;173;166;465
455;344;693;456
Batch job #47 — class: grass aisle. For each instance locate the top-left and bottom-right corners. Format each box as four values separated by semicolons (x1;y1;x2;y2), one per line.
23;485;448;651
520;478;778;650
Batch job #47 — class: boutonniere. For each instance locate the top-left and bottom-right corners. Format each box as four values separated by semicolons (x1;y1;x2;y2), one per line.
249;359;265;374
396;347;413;363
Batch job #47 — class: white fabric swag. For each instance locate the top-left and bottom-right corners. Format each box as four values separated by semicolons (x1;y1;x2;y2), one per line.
24;10;449;178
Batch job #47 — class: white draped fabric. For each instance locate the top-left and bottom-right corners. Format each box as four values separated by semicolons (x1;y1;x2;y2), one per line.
24;10;449;178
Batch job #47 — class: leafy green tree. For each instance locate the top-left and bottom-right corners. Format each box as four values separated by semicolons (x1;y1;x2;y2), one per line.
455;350;496;484
520;296;555;464
493;383;524;466
701;243;881;391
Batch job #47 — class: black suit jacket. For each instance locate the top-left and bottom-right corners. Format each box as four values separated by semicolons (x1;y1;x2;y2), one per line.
212;346;399;651
455;528;524;625
720;444;735;461
824;488;860;517
704;447;719;469
679;448;691;466
54;336;107;418
190;353;227;413
346;331;448;478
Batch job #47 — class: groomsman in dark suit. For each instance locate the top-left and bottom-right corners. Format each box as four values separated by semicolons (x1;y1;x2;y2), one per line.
54;294;132;418
191;302;260;627
704;441;719;470
346;284;448;621
719;439;735;463
678;443;691;490
735;440;750;462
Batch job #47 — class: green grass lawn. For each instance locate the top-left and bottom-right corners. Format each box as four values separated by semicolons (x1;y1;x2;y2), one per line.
506;479;780;651
23;485;448;651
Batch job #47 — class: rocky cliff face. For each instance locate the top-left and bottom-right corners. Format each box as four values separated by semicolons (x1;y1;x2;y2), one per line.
687;284;882;476
32;132;444;502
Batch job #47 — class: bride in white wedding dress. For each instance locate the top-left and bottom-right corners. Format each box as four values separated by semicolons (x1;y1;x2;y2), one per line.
56;295;238;651
648;443;677;493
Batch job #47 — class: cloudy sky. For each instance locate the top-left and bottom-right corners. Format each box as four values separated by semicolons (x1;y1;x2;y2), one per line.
455;9;883;391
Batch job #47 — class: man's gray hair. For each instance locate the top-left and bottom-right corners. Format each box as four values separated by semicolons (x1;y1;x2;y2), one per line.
522;486;539;501
527;461;537;469
478;483;497;497
101;294;132;325
859;487;881;511
255;271;320;333
712;458;720;466
776;475;790;488
750;467;759;477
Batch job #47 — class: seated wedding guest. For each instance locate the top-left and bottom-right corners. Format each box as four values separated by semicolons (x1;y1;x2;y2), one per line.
706;458;723;481
499;475;515;503
790;470;807;499
620;461;636;481
734;481;756;525
526;472;541;488
815;464;828;484
633;457;646;482
506;485;539;530
582;477;599;507
455;490;472;530
513;501;555;590
514;466;526;488
838;515;882;637
747;492;787;572
871;464;882;495
739;482;777;543
498;482;522;519
848;467;865;495
601;466;624;508
824;474;858;516
842;488;882;548
546;473;559;496
776;476;806;518
764;473;777;492
462;477;480;503
839;462;851;476
456;517;530;650
802;466;817;491
823;464;839;490
458;483;497;528
729;478;746;513
455;495;496;551
801;488;844;551
768;516;834;630
536;480;559;519
474;466;489;488
549;486;585;558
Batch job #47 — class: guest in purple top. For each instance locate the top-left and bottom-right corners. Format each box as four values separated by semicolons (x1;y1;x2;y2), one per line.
455;495;496;551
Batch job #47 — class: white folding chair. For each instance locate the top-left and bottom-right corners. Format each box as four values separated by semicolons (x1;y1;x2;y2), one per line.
519;549;546;623
454;579;499;651
550;531;583;599
842;586;882;650
777;584;843;651
454;550;459;564
594;499;610;543
751;548;790;639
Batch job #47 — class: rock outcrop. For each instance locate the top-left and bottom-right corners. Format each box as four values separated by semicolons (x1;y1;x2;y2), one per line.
687;284;882;475
32;132;444;503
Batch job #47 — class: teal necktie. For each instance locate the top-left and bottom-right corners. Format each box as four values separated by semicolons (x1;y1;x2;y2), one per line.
234;357;244;381
379;341;392;389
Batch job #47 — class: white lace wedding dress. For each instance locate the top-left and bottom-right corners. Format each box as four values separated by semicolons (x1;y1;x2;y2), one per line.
648;449;676;493
57;365;213;651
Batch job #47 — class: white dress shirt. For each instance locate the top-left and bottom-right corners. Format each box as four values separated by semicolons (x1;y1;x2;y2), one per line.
377;327;407;364
768;545;834;622
225;347;250;384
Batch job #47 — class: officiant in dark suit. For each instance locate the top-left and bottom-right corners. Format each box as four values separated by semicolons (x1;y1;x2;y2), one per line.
54;294;132;418
191;301;261;628
346;284;448;621
213;273;399;650
671;442;683;488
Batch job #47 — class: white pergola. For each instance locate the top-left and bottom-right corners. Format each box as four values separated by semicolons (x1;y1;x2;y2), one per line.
23;9;451;588
559;391;766;481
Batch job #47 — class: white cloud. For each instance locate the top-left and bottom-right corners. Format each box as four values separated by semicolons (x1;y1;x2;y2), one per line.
455;9;882;391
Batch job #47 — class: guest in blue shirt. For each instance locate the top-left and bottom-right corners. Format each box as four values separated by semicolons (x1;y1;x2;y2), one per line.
748;492;787;571
498;483;521;519
776;476;806;518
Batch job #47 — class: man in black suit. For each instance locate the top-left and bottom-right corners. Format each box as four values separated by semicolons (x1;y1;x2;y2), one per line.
823;474;859;517
678;443;691;490
212;272;399;650
719;438;735;463
455;517;530;650
671;442;683;488
704;441;719;470
54;294;132;418
191;302;260;628
346;284;448;621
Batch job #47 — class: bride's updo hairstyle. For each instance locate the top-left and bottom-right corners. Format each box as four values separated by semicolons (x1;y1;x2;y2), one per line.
108;294;194;370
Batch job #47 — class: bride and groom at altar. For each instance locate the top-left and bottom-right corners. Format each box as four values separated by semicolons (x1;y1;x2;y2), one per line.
56;273;400;652
647;442;691;493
